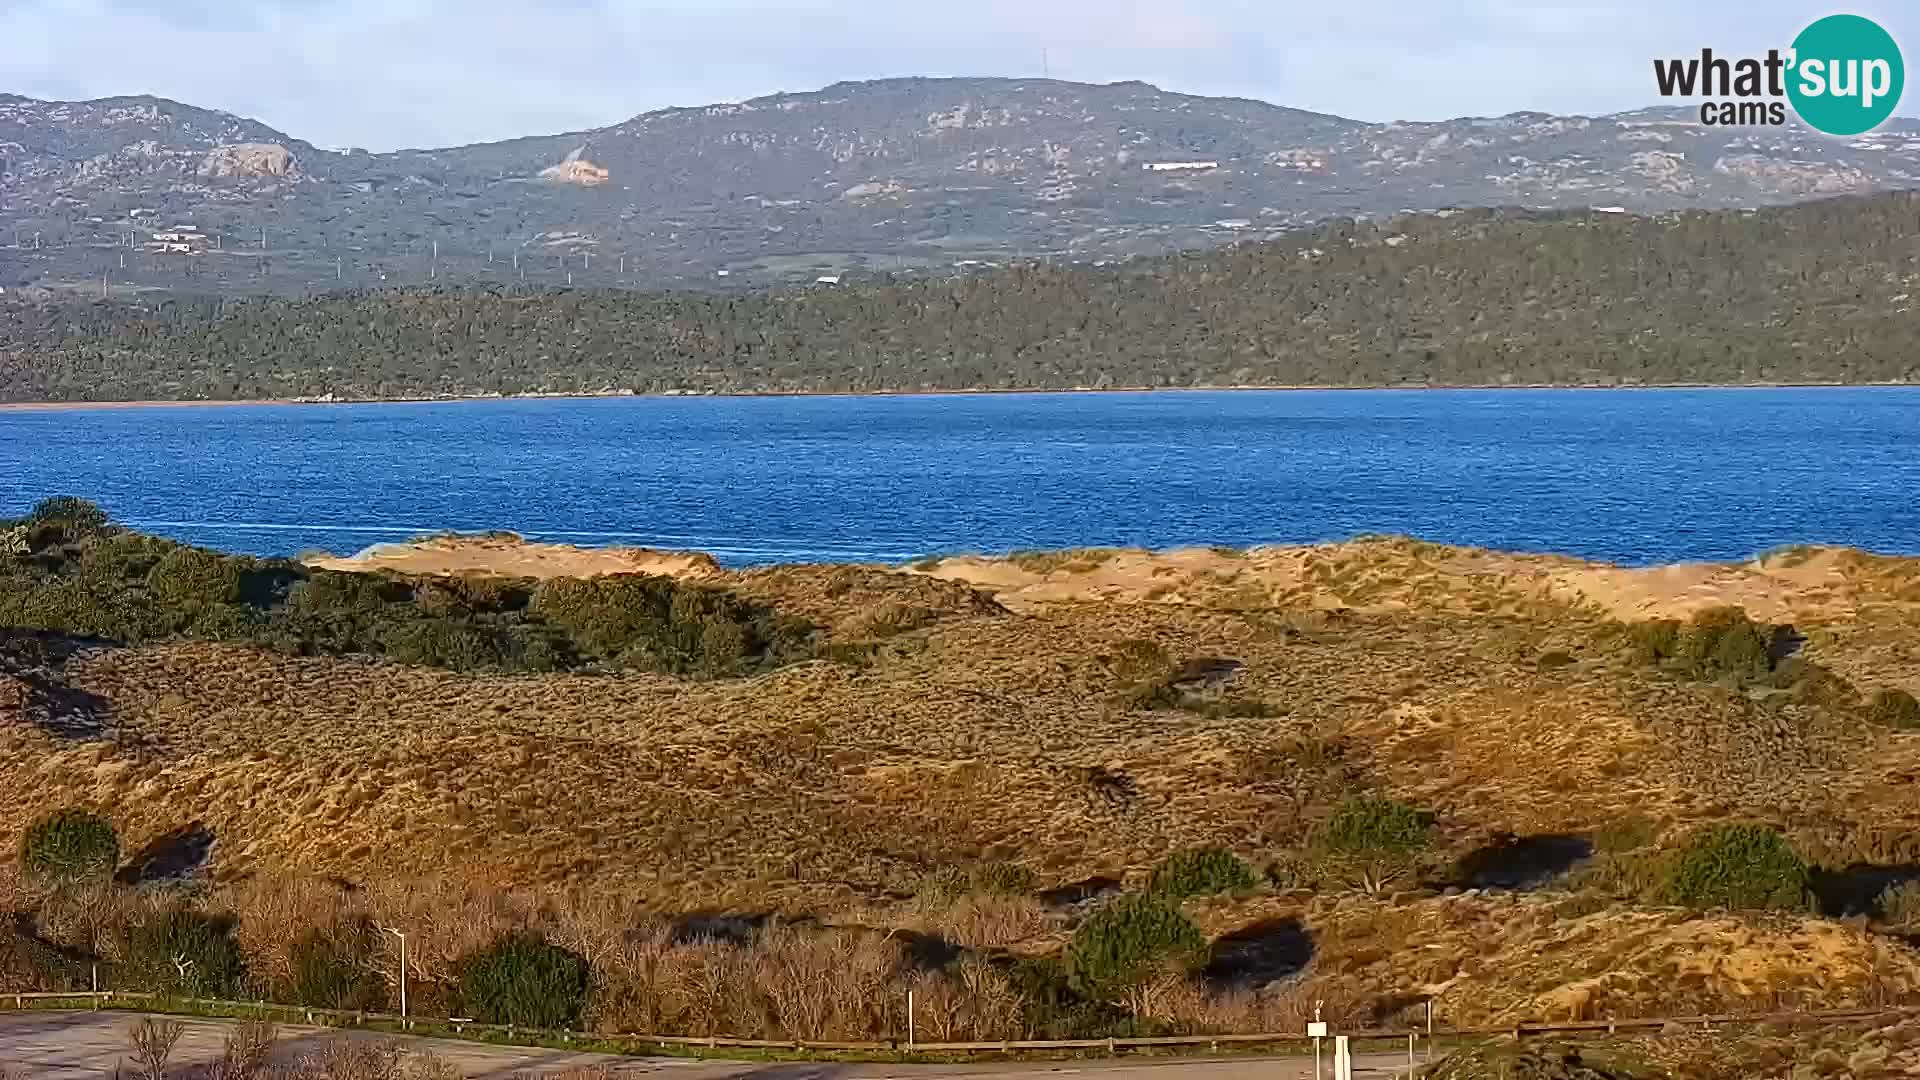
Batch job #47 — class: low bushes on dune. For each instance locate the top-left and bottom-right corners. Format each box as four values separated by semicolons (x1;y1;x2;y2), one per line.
1660;824;1810;912
1149;847;1258;900
1064;894;1208;1001
453;931;588;1029
18;808;119;886
0;497;811;678
1626;605;1780;682
116;906;247;998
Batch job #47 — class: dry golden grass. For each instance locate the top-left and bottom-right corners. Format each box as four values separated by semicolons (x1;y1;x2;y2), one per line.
7;537;1920;1033
5;542;1919;908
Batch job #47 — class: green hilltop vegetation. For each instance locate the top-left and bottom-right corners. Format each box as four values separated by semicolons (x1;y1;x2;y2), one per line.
0;497;810;676
3;193;1919;402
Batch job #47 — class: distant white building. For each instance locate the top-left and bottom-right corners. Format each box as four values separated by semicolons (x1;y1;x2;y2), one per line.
148;225;208;254
1143;161;1219;172
814;274;842;285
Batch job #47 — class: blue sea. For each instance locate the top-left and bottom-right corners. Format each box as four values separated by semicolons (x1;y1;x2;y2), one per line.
3;388;1917;566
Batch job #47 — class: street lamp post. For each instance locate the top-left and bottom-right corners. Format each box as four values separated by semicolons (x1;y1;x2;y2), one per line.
383;927;408;1028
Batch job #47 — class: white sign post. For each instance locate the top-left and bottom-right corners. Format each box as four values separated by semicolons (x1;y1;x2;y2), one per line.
1332;1035;1354;1080
1309;1001;1325;1080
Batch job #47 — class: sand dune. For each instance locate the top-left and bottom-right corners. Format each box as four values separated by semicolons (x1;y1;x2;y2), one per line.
304;534;1919;627
306;534;724;581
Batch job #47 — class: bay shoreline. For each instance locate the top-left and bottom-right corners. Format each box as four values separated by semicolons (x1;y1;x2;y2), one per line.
0;379;1908;413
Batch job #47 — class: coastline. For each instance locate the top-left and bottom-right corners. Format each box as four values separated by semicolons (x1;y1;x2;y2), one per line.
0;379;1911;413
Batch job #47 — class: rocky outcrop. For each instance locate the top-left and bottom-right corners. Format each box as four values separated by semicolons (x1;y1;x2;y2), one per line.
1713;153;1873;195
839;179;904;201
197;142;297;179
539;146;610;186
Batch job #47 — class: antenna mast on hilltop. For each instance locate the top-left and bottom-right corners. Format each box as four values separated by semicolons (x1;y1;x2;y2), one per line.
1042;48;1050;79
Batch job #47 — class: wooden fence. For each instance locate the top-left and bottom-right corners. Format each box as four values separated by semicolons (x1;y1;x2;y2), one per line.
3;991;1917;1057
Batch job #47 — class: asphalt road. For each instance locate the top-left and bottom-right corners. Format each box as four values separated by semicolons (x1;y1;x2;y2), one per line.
0;1012;1423;1078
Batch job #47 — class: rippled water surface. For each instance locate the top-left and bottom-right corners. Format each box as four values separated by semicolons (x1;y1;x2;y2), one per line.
4;387;1917;565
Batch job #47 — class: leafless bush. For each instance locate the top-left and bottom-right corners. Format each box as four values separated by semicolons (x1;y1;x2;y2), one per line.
360;876;530;991
748;923;906;1041
576;918;677;1033
907;956;1021;1041
127;1017;185;1080
266;1041;462;1080
661;936;758;1037
195;1020;277;1080
217;877;361;996
917;893;1053;950
1143;977;1372;1035
36;878;126;958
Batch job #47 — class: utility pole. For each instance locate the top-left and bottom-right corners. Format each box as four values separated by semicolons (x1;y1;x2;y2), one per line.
383;927;409;1028
618;253;625;275
336;256;343;281
583;251;590;270
100;268;109;299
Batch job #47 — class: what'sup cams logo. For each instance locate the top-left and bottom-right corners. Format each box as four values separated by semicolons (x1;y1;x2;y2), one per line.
1653;13;1904;134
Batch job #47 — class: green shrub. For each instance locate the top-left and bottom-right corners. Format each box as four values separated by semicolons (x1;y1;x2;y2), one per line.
972;861;1038;896
117;908;246;998
1661;824;1809;911
28;496;111;540
1004;954;1134;1039
454;932;587;1028
1064;895;1206;1000
382;619;502;671
19;809;119;885
1149;847;1258;899
1868;688;1920;730
1318;797;1431;855
285;571;405;654
290;923;387;1010
1629;606;1777;681
1312;797;1434;892
532;574;801;676
0;506;803;680
146;547;246;610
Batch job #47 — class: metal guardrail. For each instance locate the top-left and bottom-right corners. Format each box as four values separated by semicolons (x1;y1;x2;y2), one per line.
3;991;1917;1056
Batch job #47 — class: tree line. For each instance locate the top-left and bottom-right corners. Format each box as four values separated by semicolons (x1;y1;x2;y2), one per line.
3;193;1919;402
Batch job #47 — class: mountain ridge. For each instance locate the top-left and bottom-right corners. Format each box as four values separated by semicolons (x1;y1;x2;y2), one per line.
4;76;1919;294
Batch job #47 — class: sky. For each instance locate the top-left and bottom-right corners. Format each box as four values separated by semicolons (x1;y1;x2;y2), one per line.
2;0;1917;151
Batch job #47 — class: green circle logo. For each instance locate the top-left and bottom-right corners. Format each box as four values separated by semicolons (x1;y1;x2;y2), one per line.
1787;14;1904;135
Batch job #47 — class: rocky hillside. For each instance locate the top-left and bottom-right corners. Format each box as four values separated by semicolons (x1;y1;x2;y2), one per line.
3;78;1920;294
